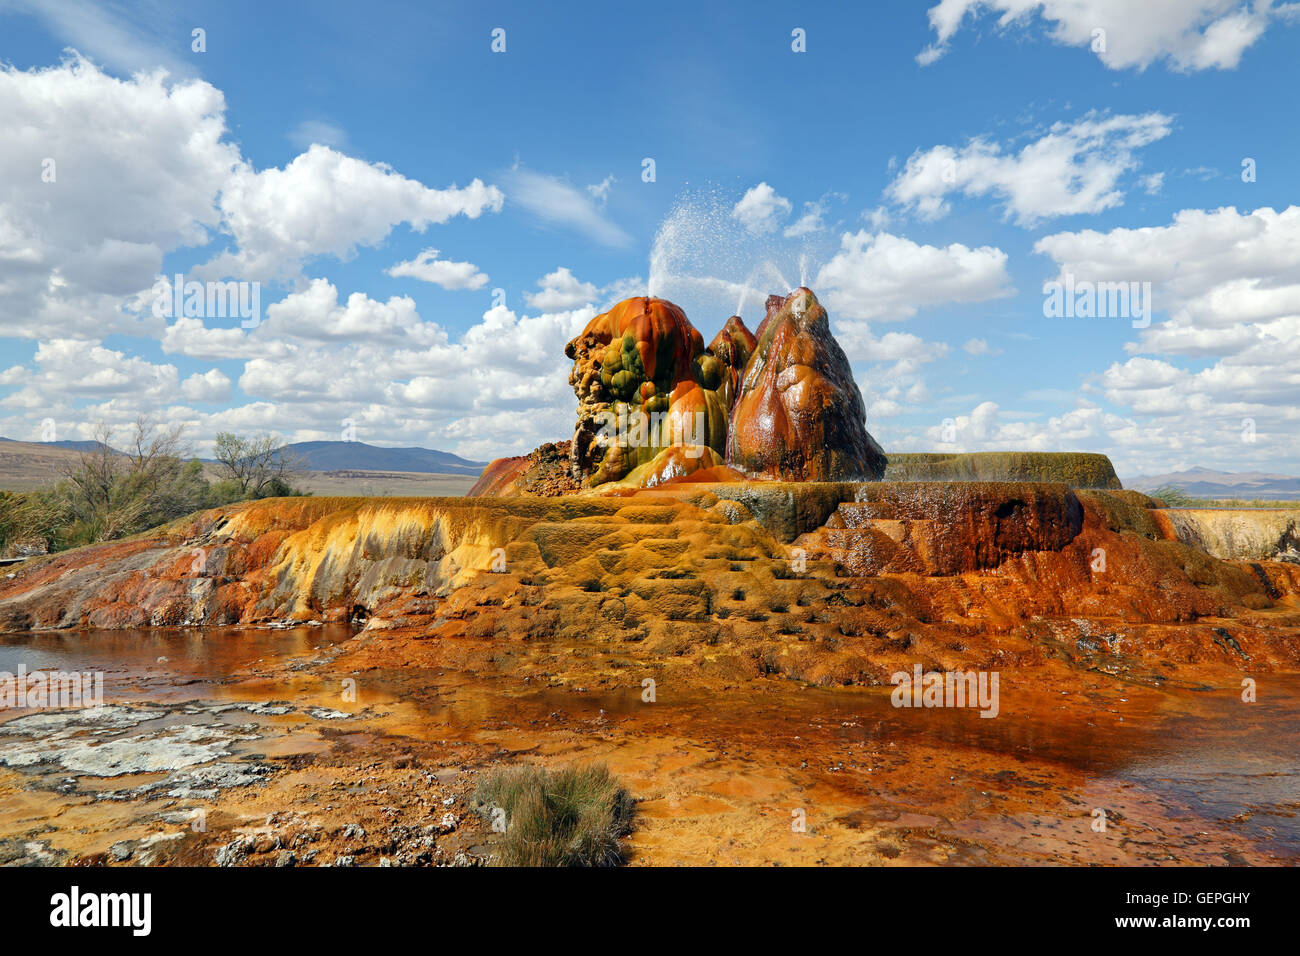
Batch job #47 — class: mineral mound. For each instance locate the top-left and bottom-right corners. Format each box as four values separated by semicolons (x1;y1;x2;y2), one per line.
4;487;1299;690
564;296;730;490
727;288;886;482
512;287;887;495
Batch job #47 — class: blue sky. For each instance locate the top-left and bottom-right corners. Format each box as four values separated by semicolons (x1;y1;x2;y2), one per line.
1;0;1299;477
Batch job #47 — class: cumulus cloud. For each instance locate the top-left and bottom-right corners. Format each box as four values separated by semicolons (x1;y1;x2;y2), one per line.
261;279;445;346
1025;205;1300;469
160;316;290;360
1035;206;1300;344
0;339;180;413
886;112;1173;226
916;0;1291;72
386;249;489;290
733;183;793;235
0;57;505;347
180;368;232;403
962;337;1001;355
204;145;504;282
0;56;238;339
815;230;1012;321
524;267;599;311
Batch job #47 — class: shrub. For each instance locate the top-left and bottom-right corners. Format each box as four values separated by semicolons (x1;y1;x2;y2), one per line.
1150;484;1197;508
474;763;634;867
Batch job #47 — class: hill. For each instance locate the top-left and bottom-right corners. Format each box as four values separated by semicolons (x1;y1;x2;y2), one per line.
0;437;488;494
283;441;487;477
1125;467;1300;500
0;439;92;491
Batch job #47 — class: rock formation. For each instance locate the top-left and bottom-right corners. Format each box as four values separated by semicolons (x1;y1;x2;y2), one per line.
707;315;757;412
4;487;1300;689
726;288;886;481
564;296;729;489
467;441;578;498
473;287;1134;497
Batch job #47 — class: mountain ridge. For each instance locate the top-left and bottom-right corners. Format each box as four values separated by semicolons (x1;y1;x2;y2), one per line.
1125;466;1300;499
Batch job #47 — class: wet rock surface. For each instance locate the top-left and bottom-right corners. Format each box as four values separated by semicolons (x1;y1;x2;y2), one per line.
727;289;886;482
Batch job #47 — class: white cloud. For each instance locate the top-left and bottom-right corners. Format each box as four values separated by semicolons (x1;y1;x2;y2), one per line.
815;230;1012;321
220;296;598;457
0;59;599;459
261;278;446;345
1035;206;1300;342
524;267;599;311
862;206;893;231
180;368;232;403
160;316;290;360
386;249;489;290
5;0;192;77
499;166;631;248
784;195;841;238
962;337;1001;355
839;327;950;366
204;145;504;282
917;0;1290;72
0;339;179;413
886;112;1173;226
733;183;793;235
0;58;505;347
1139;172;1165;194
0;56;237;339
1025;205;1300;470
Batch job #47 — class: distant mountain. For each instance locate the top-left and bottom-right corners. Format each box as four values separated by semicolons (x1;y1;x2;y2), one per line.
283;441;488;476
0;436;107;453
0;439;103;492
1125;467;1300;500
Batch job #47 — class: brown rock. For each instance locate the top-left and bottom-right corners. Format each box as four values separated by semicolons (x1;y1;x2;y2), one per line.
707;315;757;412
727;288;886;481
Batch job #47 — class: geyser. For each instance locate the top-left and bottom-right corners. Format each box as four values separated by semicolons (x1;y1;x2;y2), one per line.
482;285;888;494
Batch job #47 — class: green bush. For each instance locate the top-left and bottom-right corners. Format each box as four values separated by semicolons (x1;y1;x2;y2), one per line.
474;763;634;867
1149;484;1197;508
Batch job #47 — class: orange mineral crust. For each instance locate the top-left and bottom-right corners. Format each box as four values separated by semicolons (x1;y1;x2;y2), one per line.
4;486;1298;690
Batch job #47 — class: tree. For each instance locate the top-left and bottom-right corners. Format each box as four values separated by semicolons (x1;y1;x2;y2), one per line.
51;417;212;545
212;432;303;498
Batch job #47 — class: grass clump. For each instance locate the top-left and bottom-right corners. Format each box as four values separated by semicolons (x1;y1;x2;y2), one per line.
474;763;634;867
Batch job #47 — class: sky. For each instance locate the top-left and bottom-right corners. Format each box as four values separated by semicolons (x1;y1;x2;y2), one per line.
1;0;1299;478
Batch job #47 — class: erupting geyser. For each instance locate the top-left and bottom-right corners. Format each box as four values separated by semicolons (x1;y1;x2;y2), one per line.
475;286;887;495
